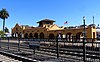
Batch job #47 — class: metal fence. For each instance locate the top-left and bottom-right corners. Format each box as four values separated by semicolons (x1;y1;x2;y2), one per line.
0;37;100;62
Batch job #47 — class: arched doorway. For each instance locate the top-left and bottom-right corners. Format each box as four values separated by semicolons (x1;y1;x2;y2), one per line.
76;32;82;41
24;33;28;38
56;33;63;38
34;33;38;38
29;33;33;38
66;33;72;41
18;32;22;38
49;33;55;39
12;33;14;37
15;32;18;37
40;32;44;39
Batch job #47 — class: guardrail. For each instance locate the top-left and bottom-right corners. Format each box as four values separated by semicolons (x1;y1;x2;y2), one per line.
0;37;100;62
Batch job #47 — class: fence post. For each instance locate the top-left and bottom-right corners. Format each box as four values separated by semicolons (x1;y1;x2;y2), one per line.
64;39;65;47
18;38;20;52
0;37;1;48
8;37;9;50
33;49;35;54
56;38;59;58
98;42;100;62
83;38;86;62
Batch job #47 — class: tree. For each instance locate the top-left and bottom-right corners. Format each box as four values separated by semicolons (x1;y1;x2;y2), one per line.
0;30;4;37
0;30;4;34
0;8;9;32
5;27;9;33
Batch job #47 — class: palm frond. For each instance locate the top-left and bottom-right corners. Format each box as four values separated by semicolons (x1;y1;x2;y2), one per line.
0;8;9;19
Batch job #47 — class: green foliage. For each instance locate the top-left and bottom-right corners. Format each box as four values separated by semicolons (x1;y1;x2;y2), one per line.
0;8;9;19
0;30;4;37
0;8;9;32
5;27;9;33
0;28;9;37
0;30;3;34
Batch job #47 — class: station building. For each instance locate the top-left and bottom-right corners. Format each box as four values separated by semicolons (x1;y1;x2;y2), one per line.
11;19;96;41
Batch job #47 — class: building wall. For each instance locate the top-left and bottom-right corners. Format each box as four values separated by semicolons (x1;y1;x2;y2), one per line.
47;26;96;38
11;24;23;37
12;24;96;40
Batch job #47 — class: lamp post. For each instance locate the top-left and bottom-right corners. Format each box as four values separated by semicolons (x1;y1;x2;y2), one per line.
83;16;86;62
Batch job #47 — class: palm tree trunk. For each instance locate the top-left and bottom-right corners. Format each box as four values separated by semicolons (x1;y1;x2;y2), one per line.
3;18;5;32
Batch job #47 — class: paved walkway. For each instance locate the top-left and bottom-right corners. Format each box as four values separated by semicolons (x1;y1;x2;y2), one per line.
0;54;22;62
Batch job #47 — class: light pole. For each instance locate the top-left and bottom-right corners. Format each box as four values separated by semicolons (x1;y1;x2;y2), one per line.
83;16;86;62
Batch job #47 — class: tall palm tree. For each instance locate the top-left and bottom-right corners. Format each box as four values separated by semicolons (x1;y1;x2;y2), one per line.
0;8;9;32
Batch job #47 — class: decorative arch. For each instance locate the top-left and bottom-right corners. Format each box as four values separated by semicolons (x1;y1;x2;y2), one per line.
34;33;38;38
40;32;44;39
29;33;33;38
24;33;28;38
49;33;55;39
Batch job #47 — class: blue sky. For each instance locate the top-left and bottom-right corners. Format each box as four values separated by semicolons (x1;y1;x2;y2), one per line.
0;0;100;32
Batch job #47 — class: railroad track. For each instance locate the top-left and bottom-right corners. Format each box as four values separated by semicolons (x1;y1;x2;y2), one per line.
0;40;100;62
